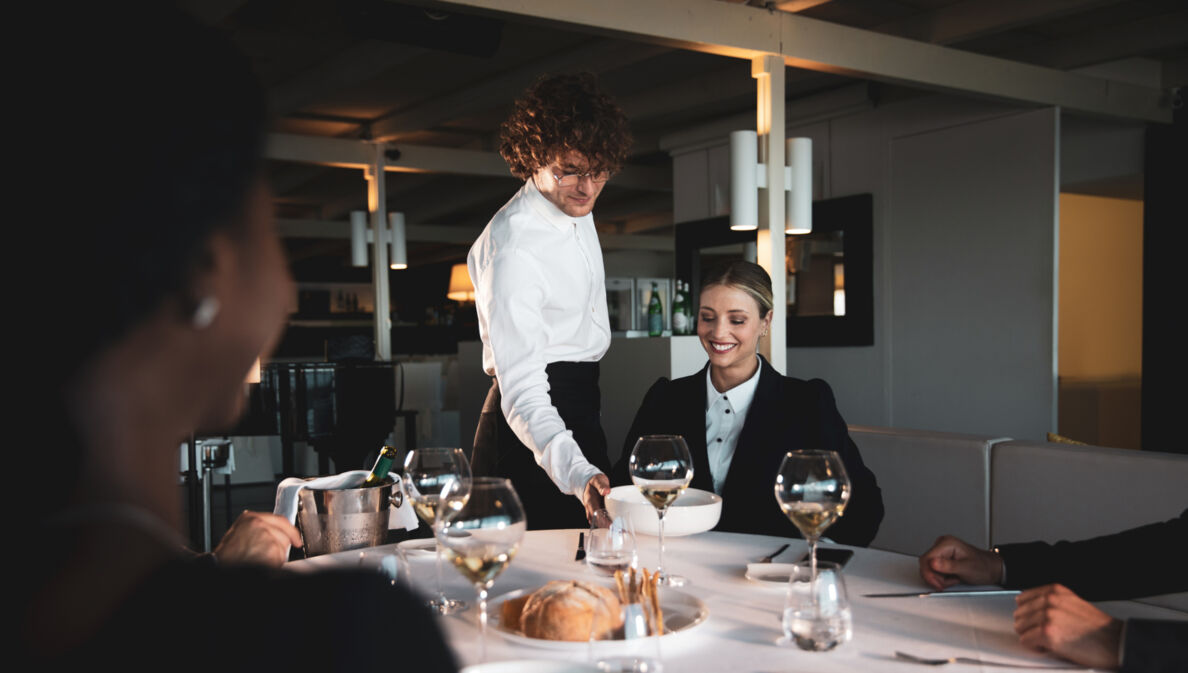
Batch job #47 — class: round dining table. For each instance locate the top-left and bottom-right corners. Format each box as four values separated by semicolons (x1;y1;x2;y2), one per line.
289;528;1184;671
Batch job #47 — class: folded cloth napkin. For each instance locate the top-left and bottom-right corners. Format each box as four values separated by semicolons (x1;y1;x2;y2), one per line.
274;470;419;532
745;562;800;584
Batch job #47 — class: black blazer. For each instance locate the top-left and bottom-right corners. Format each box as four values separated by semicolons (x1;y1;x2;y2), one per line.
611;357;884;547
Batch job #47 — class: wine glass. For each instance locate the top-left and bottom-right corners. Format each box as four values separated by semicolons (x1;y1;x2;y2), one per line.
437;477;526;662
402;447;472;614
781;560;852;651
773;450;851;580
628;435;693;587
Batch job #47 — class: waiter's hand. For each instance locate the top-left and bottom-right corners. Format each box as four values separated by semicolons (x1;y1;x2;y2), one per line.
214;510;303;567
919;535;1003;589
1014;584;1122;670
581;474;612;526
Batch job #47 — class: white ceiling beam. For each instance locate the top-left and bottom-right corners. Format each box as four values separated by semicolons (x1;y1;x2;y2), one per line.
423;0;1170;122
266;133;670;189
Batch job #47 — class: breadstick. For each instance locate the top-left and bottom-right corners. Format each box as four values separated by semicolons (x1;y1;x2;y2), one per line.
648;570;663;635
614;570;628;603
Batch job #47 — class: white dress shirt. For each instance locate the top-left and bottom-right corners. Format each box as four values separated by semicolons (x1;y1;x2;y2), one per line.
704;358;762;495
468;178;611;496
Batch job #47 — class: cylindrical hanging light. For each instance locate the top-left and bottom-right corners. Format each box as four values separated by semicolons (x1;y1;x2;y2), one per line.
729;130;759;231
447;263;475;302
350;210;368;267
388;212;407;270
785;137;812;235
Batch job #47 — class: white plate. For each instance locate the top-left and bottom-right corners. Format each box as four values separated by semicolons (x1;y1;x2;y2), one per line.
461;660;599;673
489;585;710;650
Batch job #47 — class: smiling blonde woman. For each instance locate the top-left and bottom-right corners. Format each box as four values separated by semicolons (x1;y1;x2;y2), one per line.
611;261;884;546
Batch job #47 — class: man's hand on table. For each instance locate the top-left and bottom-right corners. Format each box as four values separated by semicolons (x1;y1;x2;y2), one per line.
581;473;612;527
214;510;302;567
1014;583;1122;670
918;535;1004;589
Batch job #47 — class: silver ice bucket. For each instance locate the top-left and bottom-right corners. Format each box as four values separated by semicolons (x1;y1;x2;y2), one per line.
296;478;403;558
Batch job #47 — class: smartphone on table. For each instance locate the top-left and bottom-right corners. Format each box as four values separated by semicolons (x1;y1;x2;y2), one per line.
798;547;854;567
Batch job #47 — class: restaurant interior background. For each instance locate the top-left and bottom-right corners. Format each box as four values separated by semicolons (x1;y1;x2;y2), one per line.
177;0;1185;540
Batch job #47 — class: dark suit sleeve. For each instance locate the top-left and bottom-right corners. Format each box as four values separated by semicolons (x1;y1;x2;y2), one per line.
996;508;1188;600
610;377;672;487
807;378;885;548
1119;619;1188;673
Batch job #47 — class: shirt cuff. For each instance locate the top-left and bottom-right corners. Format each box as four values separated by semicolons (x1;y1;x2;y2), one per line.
539;433;603;496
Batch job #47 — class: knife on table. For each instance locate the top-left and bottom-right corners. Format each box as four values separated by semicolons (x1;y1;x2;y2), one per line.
575;532;586;561
863;589;1021;598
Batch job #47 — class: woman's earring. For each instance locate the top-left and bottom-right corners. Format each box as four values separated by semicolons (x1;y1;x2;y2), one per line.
191;296;221;330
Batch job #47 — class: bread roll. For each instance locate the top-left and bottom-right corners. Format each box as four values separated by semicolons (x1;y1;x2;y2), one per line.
519;580;623;641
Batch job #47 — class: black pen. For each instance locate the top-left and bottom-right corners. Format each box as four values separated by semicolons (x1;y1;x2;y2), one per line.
575;532;586;561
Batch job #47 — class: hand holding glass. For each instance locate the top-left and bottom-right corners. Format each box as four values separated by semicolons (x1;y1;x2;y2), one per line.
437;477;526;662
402;447;471;614
586;523;637;577
629;435;693;587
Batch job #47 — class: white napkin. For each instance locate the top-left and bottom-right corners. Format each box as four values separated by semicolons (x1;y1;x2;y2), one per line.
273;470;419;531
745;562;799;584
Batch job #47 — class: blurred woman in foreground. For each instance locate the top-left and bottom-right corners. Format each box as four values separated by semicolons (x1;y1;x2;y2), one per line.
613;261;883;545
17;6;454;671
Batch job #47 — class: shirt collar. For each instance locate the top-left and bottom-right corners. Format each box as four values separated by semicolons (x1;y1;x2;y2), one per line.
705;356;762;413
521;175;591;232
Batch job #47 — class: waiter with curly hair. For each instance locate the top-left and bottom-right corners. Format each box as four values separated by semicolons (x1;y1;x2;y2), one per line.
468;73;632;529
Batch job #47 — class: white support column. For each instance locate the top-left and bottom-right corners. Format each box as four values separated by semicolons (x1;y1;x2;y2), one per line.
753;54;787;374
366;145;392;360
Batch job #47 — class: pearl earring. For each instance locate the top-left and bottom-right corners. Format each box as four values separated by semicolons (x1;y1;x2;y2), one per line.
191;296;221;329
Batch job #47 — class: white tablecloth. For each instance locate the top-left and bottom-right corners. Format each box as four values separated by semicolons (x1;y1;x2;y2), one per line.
289;529;1184;671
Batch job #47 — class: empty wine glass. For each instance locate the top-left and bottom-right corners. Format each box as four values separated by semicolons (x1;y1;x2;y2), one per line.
773;450;851;580
402;447;472;614
629;435;693;587
780;560;852;651
437;477;526;662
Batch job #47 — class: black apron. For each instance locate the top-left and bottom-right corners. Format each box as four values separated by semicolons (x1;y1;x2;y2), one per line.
471;361;610;530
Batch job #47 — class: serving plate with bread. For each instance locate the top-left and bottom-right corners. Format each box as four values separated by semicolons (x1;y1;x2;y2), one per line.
489;571;708;650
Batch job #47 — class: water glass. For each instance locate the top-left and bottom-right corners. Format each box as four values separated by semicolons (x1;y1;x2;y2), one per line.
586;524;637;577
781;561;852;652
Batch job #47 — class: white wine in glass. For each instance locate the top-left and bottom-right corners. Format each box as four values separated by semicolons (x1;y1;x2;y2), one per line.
402;447;472;615
773;450;851;580
629;434;693;587
437;477;526;662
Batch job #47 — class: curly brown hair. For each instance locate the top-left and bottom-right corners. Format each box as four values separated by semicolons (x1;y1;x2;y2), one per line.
499;72;632;180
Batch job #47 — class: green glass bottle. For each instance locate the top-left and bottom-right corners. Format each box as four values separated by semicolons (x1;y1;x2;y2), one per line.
648;282;664;337
672;280;689;335
362;445;398;487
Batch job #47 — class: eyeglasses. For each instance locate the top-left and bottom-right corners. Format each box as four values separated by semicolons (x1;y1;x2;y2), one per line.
551;169;611;187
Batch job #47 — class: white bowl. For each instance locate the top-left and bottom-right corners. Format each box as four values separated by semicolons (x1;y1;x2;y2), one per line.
605;485;722;537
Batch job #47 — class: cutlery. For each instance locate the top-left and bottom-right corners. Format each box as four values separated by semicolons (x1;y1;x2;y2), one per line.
894;651;1084;669
575;531;586;561
865;589;1020;598
757;542;789;563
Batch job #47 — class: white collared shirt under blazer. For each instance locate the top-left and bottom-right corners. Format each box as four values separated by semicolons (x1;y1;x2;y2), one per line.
468;178;611;496
704;358;762;495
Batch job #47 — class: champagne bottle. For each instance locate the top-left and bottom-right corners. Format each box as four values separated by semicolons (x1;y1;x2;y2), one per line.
672;280;689;335
362;445;398;487
648;282;664;337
